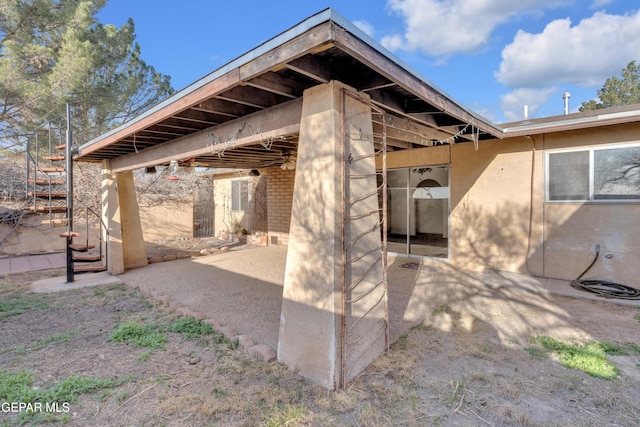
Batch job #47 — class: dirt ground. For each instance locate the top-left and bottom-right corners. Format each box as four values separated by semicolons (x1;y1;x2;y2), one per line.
1;245;640;426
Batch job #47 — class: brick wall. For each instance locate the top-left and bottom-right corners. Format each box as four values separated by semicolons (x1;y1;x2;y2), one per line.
265;167;295;246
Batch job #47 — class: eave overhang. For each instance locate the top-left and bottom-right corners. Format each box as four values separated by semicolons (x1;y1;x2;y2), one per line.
77;8;502;171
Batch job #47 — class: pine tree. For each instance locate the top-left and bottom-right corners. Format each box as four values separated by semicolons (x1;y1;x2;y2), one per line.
580;60;640;111
0;0;173;149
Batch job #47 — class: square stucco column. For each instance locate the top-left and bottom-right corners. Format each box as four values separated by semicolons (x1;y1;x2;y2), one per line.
101;161;148;274
278;81;386;389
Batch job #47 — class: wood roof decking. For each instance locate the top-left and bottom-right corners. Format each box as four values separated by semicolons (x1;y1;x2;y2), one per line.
77;9;503;171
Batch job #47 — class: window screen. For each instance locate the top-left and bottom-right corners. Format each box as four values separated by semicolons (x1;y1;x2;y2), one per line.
548;151;590;201
594;146;640;200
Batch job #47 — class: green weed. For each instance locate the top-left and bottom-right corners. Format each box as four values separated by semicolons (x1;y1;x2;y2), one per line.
170;317;238;349
624;342;640;355
137;349;154;362
529;336;620;379
0;370;131;421
525;346;549;360
431;304;450;316
31;329;79;351
109;321;167;349
0;294;49;320
169;317;213;339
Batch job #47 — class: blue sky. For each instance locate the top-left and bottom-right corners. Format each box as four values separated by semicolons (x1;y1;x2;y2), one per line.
98;0;639;123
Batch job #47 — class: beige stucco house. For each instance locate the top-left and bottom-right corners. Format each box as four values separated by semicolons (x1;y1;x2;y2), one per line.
75;9;640;388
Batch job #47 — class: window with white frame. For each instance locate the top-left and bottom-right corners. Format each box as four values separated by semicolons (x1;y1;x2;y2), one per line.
546;143;640;202
231;180;249;211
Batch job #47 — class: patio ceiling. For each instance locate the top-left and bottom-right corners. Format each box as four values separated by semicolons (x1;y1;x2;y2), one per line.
77;9;503;172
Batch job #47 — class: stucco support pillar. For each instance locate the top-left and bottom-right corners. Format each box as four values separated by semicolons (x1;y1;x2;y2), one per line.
278;81;386;389
101;160;148;274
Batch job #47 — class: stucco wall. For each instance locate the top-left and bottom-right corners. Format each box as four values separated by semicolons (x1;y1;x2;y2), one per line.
449;137;536;273
539;123;640;283
0;213;100;256
139;200;193;241
381;122;640;287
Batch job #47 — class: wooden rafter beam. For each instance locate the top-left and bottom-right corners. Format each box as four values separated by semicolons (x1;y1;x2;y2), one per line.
214;85;286;109
79;69;240;158
372;112;452;143
243;72;304;99
109;98;303;173
284;56;332;83
153;123;203;132
192;98;252;118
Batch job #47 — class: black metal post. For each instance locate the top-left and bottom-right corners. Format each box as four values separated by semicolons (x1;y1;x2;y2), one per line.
65;103;74;283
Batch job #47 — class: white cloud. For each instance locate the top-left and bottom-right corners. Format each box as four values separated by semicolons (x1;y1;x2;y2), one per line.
590;0;613;8
496;10;640;88
353;19;375;38
500;87;557;122
381;33;404;51
382;0;573;56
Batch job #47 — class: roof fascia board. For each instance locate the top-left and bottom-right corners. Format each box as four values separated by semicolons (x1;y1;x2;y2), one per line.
502;109;640;137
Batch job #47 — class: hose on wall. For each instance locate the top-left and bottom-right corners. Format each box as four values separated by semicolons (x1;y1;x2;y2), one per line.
524;135;640;300
570;245;640;300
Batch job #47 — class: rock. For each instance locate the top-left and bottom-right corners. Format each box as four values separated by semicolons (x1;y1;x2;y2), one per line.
148;256;163;264
163;254;177;261
189;356;200;365
218;324;237;339
249;344;276;362
237;335;256;351
199;248;211;255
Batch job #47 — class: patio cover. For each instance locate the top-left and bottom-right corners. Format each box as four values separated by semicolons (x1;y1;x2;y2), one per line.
76;8;503;171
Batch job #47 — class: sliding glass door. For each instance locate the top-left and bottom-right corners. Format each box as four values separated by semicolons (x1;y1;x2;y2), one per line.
382;166;449;258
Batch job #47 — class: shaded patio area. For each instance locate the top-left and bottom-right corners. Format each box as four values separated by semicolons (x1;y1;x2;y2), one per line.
118;245;640;356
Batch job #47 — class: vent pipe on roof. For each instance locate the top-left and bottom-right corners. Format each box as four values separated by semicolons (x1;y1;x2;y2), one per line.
524;105;528;120
563;92;570;115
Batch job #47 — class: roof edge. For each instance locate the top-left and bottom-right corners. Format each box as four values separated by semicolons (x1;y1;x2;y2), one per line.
502;108;640;137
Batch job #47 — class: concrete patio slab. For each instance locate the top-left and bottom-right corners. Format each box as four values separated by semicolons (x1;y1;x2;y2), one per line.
31;271;123;293
112;246;639;363
0;252;65;275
